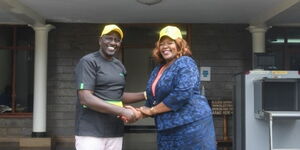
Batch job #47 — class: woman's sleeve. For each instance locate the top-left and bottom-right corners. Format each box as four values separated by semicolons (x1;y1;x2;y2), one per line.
163;57;199;111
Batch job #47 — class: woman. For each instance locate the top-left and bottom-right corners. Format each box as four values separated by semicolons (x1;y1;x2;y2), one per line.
137;26;217;150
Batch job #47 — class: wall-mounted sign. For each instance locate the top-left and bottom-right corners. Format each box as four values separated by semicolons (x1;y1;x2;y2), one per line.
211;100;233;115
200;67;211;81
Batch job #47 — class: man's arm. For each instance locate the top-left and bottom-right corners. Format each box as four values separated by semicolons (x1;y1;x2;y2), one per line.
78;90;135;120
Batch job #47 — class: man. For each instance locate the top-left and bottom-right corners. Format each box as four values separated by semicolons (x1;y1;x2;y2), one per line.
74;24;142;150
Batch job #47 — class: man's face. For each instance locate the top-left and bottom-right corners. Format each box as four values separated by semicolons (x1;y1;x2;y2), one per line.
99;32;122;58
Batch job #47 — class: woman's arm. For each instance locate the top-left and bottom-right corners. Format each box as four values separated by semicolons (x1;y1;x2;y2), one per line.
161;57;198;111
122;92;146;104
139;102;171;116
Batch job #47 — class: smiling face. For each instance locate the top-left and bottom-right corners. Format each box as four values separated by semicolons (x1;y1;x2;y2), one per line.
99;31;122;59
159;37;178;62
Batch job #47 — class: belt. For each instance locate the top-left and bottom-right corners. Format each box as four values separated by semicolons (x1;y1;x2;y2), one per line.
105;100;123;107
82;100;123;108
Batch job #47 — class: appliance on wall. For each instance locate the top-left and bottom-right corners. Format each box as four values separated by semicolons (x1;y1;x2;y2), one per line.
234;70;300;150
253;52;282;70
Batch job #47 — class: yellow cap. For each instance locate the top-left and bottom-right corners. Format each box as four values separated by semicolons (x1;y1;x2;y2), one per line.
100;24;123;39
159;26;182;40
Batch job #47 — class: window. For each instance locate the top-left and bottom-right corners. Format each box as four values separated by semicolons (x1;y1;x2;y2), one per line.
266;27;300;70
0;25;34;117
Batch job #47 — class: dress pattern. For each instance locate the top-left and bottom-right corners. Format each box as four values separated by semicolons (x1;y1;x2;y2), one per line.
145;56;216;150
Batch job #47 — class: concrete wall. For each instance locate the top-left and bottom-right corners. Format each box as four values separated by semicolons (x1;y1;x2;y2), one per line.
192;24;252;100
0;23;252;144
191;24;252;139
47;23;99;137
0;118;32;137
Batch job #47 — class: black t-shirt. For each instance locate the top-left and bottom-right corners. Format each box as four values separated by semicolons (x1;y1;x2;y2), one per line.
74;51;126;137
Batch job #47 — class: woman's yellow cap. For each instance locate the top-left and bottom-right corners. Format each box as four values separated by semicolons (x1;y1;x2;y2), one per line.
100;24;123;39
159;26;182;40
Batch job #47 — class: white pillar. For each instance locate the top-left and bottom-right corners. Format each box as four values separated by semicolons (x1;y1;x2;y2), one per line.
31;24;54;137
248;25;268;53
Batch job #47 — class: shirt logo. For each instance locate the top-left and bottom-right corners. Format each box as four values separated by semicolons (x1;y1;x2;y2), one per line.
80;83;84;89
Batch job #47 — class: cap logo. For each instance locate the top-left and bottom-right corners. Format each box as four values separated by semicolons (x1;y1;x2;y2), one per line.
165;28;171;35
159;26;182;40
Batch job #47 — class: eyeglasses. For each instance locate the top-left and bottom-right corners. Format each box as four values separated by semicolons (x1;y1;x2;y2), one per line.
102;35;122;44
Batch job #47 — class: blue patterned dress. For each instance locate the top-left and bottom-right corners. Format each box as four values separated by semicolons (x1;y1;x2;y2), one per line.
145;56;216;150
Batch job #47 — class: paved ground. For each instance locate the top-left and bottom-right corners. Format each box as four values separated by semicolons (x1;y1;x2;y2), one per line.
0;143;74;150
0;142;231;150
0;147;75;150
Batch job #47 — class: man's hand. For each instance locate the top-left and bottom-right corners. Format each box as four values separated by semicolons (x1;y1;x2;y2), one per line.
119;108;136;123
118;105;147;123
125;105;143;120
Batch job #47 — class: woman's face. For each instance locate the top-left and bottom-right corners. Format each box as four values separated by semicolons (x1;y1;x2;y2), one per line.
159;37;178;62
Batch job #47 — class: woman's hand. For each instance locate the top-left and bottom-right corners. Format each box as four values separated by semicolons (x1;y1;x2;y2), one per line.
139;106;155;116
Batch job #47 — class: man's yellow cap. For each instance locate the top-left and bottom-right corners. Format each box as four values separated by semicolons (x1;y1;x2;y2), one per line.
100;24;123;39
159;26;182;41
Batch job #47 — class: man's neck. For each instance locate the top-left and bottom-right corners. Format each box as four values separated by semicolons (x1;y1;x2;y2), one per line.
99;49;113;61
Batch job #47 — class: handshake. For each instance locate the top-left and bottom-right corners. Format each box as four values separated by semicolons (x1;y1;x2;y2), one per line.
118;105;155;123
